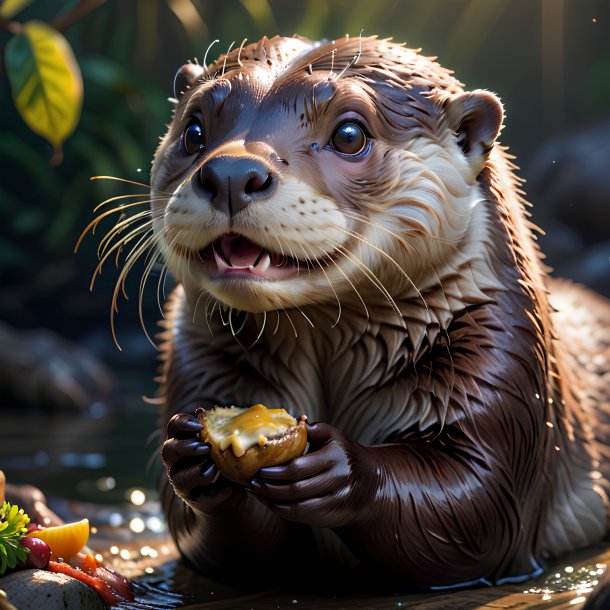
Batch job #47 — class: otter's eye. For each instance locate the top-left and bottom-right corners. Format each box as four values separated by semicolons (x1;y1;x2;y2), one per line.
330;121;367;156
181;118;205;155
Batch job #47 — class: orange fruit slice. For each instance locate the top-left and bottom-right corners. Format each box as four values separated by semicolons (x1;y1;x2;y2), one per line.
28;518;89;559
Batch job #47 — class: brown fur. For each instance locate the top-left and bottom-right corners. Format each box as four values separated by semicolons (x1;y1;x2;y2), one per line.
151;36;610;587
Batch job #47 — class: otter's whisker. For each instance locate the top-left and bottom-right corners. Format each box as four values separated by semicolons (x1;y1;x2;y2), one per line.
236;37;248;67
138;247;163;348
192;287;208;325
228;306;237;337
273;310;281;336
291;300;315;328
75;200;157;253
246;311;267;350
233;310;248;336
335;245;401;316
90;175;173;196
272;235;287;261
117;230;160;302
218;304;229;327
156;263;169;318
222;41;235;76
203;39;220;75
298;242;342;328
98;210;155;259
343;209;462;248
337;225;427;310
323;249;370;322
282;309;298;339
90;222;155;290
93;193;168;214
335;31;363;81
295;242;315;277
110;231;158;349
206;297;218;335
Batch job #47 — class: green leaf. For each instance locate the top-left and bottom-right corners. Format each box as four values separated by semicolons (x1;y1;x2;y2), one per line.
5;21;83;164
0;0;34;18
0;502;30;575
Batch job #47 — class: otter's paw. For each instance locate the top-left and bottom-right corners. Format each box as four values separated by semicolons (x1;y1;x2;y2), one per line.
161;413;235;513
249;422;369;528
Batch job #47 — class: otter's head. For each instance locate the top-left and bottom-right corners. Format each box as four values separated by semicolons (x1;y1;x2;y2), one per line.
151;36;503;316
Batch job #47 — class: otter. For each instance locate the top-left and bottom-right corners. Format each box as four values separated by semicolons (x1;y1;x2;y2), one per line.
150;35;610;588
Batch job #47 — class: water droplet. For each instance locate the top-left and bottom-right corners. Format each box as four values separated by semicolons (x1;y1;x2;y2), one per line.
565;566;574;573
120;548;131;560
137;168;142;172
311;142;319;151
110;546;119;555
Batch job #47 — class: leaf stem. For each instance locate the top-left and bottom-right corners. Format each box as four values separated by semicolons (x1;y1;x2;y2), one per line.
0;18;23;34
51;0;108;33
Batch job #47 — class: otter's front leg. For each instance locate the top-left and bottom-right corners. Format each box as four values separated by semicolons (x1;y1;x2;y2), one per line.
160;411;313;581
250;422;521;587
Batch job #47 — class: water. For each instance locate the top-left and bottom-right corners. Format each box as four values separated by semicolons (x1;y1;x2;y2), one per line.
0;400;159;506
1;370;609;608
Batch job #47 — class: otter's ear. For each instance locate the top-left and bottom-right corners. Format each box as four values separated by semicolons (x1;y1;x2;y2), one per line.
444;90;504;177
173;63;204;99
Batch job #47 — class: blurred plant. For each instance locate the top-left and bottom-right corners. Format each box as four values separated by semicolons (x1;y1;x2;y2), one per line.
0;0;107;165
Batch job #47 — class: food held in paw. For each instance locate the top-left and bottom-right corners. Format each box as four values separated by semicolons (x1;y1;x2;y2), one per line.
198;404;307;484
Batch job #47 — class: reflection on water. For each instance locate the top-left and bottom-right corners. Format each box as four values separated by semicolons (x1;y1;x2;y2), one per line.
524;560;607;606
0;397;160;505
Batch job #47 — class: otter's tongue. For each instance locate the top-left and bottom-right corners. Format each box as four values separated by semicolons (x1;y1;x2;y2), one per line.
220;234;263;267
212;234;296;280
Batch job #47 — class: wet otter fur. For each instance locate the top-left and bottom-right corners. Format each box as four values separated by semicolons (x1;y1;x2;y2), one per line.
153;35;610;588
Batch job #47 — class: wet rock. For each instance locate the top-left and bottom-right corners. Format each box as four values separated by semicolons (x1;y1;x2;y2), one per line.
0;322;115;411
0;570;105;610
526;117;610;242
525;117;610;297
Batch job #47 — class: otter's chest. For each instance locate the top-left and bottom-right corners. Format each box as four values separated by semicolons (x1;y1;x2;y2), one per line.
238;318;440;445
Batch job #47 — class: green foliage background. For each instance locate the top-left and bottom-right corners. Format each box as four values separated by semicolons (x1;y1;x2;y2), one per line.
0;0;609;336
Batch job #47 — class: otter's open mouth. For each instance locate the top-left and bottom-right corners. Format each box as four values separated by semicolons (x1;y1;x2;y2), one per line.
190;234;319;281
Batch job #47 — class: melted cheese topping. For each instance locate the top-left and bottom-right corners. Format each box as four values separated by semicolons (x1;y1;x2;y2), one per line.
206;404;297;457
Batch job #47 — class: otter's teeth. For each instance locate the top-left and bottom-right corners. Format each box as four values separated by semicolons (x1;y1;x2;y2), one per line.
256;251;271;273
213;246;231;272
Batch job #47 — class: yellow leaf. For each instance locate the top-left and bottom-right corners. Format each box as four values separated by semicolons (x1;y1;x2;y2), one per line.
0;0;33;18
5;21;83;164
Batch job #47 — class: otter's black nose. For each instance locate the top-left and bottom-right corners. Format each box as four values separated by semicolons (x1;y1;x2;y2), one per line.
197;156;274;216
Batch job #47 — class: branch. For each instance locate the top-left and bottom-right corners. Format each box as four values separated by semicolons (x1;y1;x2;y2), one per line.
0;18;23;34
50;0;108;33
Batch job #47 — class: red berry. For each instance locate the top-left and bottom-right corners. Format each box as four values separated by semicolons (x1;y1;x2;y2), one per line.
20;536;51;569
